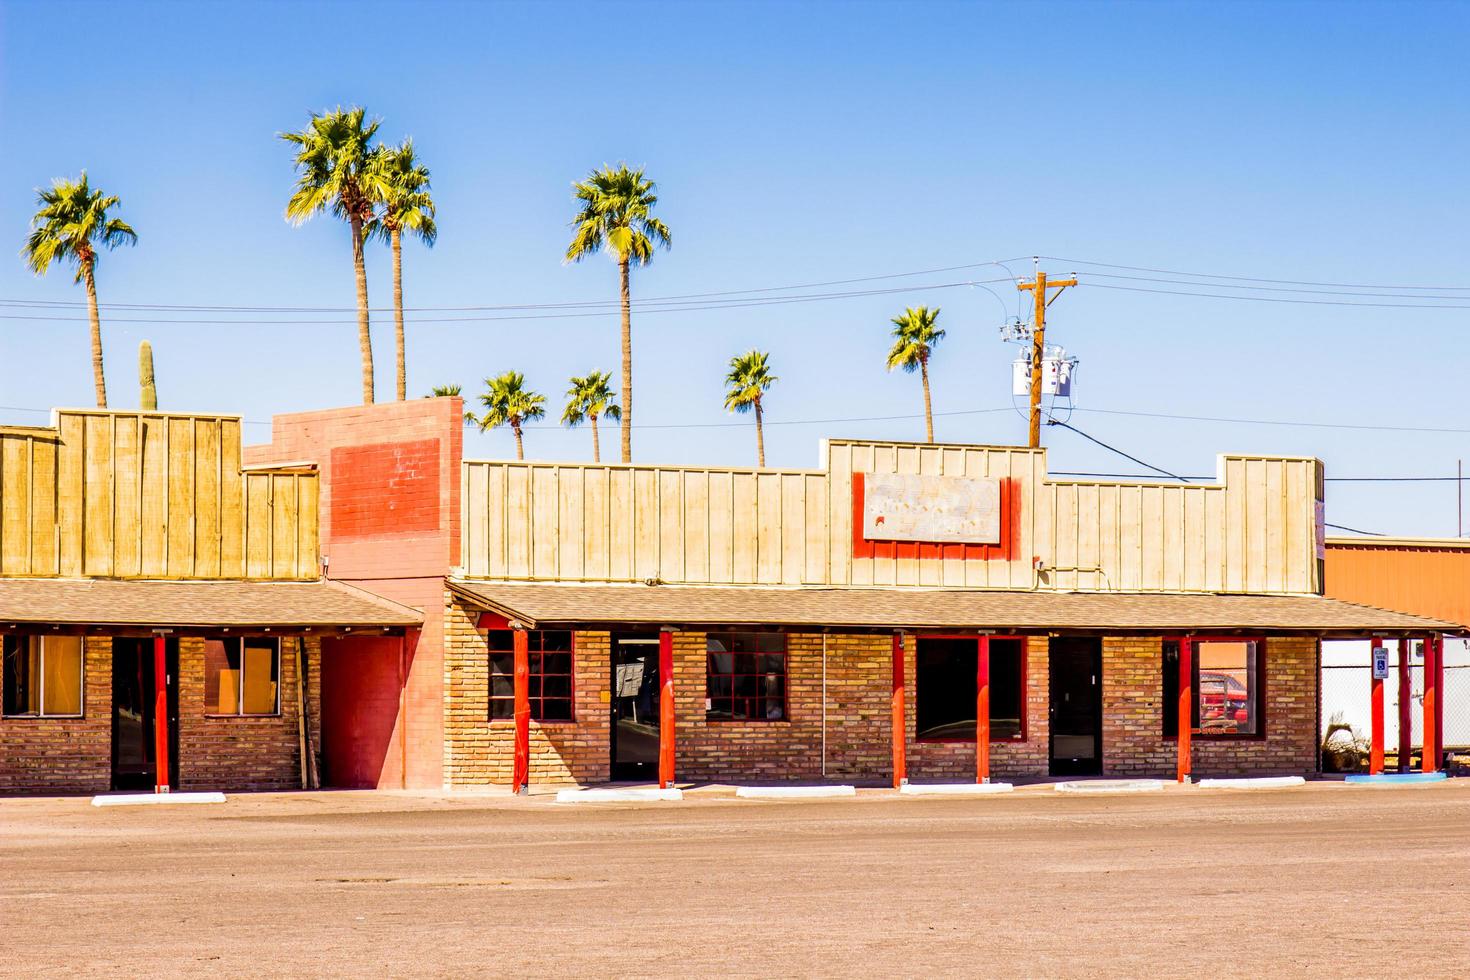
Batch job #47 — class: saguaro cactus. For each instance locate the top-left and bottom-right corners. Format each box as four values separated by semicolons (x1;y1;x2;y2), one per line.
139;339;157;410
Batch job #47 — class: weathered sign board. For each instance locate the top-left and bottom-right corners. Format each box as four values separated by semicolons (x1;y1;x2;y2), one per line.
861;473;1001;544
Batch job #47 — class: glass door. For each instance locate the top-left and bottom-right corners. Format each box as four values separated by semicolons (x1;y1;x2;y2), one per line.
610;635;660;780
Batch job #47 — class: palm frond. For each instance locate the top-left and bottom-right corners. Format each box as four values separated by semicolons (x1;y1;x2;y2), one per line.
724;349;777;414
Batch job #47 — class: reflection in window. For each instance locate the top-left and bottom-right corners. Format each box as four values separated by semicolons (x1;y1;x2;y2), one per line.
2;635;83;717
204;638;280;716
915;637;1024;741
706;632;787;721
487;631;574;722
1163;639;1260;737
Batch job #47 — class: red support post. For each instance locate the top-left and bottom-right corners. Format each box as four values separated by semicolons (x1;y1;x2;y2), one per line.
153;633;170;794
1422;636;1439;774
658;629;675;790
1177;636;1192;783
512;627;530;794
1369;644;1385;776
1434;634;1445;773
1398;638;1411;772
976;636;991;784
891;633;907;788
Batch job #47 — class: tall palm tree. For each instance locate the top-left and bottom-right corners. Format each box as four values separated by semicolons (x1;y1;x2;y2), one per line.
565;164;670;464
724;350;778;467
368;139;436;401
474;371;545;460
561;370;621;463
886;306;946;443
22;173;137;407
281;106;387;404
427;383;462;397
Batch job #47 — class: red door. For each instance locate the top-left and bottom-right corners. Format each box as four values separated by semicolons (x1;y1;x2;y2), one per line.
320;637;403;788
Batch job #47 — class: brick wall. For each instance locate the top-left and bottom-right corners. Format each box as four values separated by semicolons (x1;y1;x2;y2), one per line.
443;595;610;786
1103;636;1319;777
0;637;112;794
175;636;322;792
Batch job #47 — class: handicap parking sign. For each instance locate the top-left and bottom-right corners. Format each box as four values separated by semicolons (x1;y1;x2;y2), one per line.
1372;646;1390;680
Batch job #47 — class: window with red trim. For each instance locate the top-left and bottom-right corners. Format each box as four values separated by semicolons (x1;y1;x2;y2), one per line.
486;630;574;722
705;632;787;721
1162;639;1261;737
915;636;1025;741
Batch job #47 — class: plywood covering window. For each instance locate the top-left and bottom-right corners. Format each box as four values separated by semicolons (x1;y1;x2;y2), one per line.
487;631;574;722
204;638;280;716
1;635;83;717
706;632;788;721
1163;639;1262;738
915;636;1025;741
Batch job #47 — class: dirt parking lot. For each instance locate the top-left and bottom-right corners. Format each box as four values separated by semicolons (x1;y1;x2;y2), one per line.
3;781;1469;977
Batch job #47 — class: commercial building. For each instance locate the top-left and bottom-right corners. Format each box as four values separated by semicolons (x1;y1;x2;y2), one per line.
0;400;1452;795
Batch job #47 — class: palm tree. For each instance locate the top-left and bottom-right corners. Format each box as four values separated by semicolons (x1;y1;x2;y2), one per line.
561;371;621;463
22;173;137;407
565;164;670;464
886;306;946;443
724;350;778;467
368;139;436;401
281;107;387;404
474;371;545;460
426;383;462;397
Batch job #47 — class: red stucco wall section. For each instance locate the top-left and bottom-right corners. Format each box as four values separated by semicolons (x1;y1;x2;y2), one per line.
245;398;464;789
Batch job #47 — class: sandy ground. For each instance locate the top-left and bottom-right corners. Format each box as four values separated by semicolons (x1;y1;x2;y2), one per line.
3;781;1470;978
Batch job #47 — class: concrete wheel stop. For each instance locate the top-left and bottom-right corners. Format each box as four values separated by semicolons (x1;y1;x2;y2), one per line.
555;787;684;803
899;782;1014;796
1054;779;1164;794
1344;772;1449;786
735;785;856;799
91;792;227;807
1197;776;1306;790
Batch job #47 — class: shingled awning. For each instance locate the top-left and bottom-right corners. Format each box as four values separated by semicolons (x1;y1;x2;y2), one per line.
448;580;1452;636
0;578;422;630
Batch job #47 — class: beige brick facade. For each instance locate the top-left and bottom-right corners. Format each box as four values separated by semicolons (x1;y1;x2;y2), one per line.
441;588;1322;787
0;634;322;795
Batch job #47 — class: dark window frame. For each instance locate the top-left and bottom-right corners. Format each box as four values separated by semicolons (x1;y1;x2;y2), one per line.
914;634;1029;744
2;633;86;719
203;636;282;718
487;630;576;724
705;631;789;723
1162;636;1266;741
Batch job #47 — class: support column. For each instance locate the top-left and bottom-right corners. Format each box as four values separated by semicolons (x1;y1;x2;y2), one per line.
1177;636;1192;783
658;629;675;790
891;632;907;788
512;627;530;795
1398;638;1412;772
976;636;991;784
153;632;170;794
1369;642;1385;775
1434;634;1445;772
1422;635;1439;774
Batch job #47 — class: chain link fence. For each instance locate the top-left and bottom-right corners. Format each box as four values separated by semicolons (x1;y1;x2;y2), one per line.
1320;639;1470;773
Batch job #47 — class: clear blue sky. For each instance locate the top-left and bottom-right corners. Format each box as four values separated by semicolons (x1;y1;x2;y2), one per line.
2;0;1467;537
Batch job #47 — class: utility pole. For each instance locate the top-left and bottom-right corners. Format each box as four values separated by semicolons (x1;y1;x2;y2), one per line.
1016;267;1077;448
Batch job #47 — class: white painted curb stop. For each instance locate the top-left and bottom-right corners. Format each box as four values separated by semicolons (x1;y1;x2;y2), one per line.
899;782;1014;796
1197;776;1306;790
735;785;856;799
1055;780;1164;794
555;788;683;803
91;792;227;807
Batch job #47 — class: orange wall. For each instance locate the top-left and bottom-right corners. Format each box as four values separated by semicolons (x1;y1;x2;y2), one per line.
1325;542;1470;632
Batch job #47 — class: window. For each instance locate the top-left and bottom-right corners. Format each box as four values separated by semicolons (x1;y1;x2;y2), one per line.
1163;639;1261;737
204;638;280;716
2;635;83;717
487;631;574;722
915;636;1025;741
706;632;787;721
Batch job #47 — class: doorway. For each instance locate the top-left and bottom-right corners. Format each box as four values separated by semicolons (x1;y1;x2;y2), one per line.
611;634;660;780
111;638;179;791
1049;637;1101;776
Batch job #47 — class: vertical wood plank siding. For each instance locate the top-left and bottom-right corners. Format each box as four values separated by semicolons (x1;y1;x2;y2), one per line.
461;441;1324;594
0;411;318;579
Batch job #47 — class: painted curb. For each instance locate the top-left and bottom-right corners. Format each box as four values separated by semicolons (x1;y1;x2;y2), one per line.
1344;772;1449;786
735;785;857;799
899;783;1015;796
91;792;227;807
555;788;684;803
1197;776;1306;790
1054;780;1164;794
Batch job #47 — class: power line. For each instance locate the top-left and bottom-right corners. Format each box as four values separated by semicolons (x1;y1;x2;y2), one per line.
1080;281;1470;310
1325;523;1385;537
1042;256;1470;292
1073;270;1470;302
1074;406;1470;436
1043;416;1193;482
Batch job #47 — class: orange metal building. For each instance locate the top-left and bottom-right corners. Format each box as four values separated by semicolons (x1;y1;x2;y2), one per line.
1325;537;1470;632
